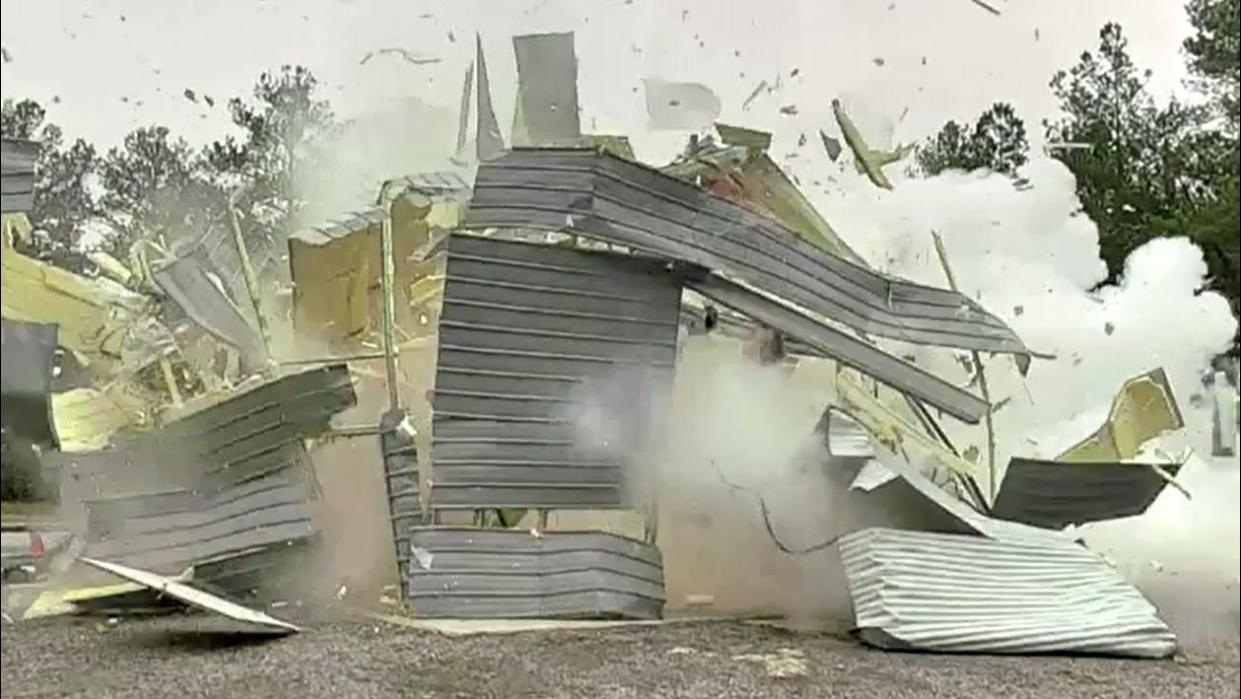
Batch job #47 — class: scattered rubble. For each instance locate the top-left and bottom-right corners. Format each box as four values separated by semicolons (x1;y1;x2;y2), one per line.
0;29;1223;661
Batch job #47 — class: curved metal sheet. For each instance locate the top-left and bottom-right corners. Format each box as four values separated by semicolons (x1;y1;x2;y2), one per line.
992;458;1182;529
463;148;1027;354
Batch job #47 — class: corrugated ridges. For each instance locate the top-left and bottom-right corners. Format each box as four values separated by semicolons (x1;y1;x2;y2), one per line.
153;245;263;361
687;273;988;423
1;138;39;213
839;528;1177;658
83;471;316;576
992;458;1182;529
463;148;1027;355
430;233;680;510
402;527;664;619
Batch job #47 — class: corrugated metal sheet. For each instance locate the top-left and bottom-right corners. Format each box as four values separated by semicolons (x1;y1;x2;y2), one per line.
687;273;988;423
380;409;427;578
839;527;1177;658
401;527;665;619
1;138;39;213
991;458;1182;529
83;471;316;576
196;220;279;311
513;33;582;145
0;318;59;447
463;148;1027;355
153;246;263;360
430;233;681;510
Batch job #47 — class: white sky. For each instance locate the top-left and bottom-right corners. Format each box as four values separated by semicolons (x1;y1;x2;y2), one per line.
0;0;1196;160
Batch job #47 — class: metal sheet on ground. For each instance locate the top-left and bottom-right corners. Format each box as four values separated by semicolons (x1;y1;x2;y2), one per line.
80;557;300;634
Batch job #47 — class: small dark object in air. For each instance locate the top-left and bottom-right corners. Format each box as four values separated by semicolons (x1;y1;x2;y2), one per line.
1013;305;1024;317
873;57;886;67
797;133;807;147
779;104;798;116
203;95;215;107
790;67;800;77
1;46;11;63
1105;322;1115;336
448;31;456;42
184;89;198;103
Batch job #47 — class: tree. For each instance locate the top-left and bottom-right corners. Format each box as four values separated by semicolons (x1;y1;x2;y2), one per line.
1;99;99;272
97;126;223;258
1184;0;1240;132
916;102;1030;177
1046;22;1238;316
204;66;336;252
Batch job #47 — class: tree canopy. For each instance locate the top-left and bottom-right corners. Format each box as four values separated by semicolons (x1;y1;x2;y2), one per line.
916;102;1030;177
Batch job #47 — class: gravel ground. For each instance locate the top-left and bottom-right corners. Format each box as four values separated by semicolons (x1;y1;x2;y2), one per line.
2;614;1238;699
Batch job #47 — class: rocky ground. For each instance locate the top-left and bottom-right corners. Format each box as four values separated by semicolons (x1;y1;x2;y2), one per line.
2;614;1238;699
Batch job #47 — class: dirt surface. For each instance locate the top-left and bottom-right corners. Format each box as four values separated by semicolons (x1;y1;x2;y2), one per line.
2;615;1238;699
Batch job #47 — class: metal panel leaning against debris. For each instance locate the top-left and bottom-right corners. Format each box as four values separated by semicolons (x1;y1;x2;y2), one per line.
838;527;1178;658
401;527;665;619
463;148;1029;355
990;457;1184;529
429;233;682;511
1057;368;1185;462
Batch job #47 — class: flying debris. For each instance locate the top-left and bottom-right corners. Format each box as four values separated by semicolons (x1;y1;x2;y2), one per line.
359;48;442;66
831;98;914;190
644;79;722;131
968;0;1002;15
872;57;886;67
448;30;456;42
183;89;197;103
818;130;843;162
779;104;799;116
203;95;215;107
1;46;11;63
742;81;768;110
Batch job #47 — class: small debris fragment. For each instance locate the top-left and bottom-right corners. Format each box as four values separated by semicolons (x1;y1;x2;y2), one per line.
797;133;807;147
411;545;435;570
1013;305;1024;316
790;67;800;77
1;46;12;63
183;89;197;103
968;0;1002;15
1104;322;1115;336
872;57;886;67
819;130;843;162
778;104;799;116
447;31;456;42
742;81;768;110
203;95;215;107
335;584;348;600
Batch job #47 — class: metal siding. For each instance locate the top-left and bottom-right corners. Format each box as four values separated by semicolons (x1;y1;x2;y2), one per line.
431;234;681;510
380;409;427;579
463;148;1027;355
687;273;988;423
0;318;59;448
83;472;316;576
1;139;38;213
839;527;1177;658
513;33;582;145
992;458;1182;529
402;527;664;619
66;366;355;591
153;246;263;360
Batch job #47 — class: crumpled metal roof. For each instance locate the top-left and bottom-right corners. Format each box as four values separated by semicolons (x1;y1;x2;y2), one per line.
839;527;1177;658
401;527;665;619
463;148;1028;355
686;273;988;423
991;458;1182;529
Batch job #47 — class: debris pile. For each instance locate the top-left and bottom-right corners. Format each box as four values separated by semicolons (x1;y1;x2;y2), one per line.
1;29;1228;658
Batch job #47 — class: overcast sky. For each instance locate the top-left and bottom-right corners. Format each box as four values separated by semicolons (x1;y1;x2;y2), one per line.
0;0;1197;160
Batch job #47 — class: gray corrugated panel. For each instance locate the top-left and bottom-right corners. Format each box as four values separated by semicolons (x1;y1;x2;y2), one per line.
688;273;988;423
0;318;59;448
153;246;263;360
145;364;356;489
401;527;664;619
838;527;1177;658
463;148;1028;355
82;471;316;576
380;409;427;575
991;458;1182;530
196;223;278;312
430;233;681;510
399;171;471;195
1;138;38;213
513;33;582;145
